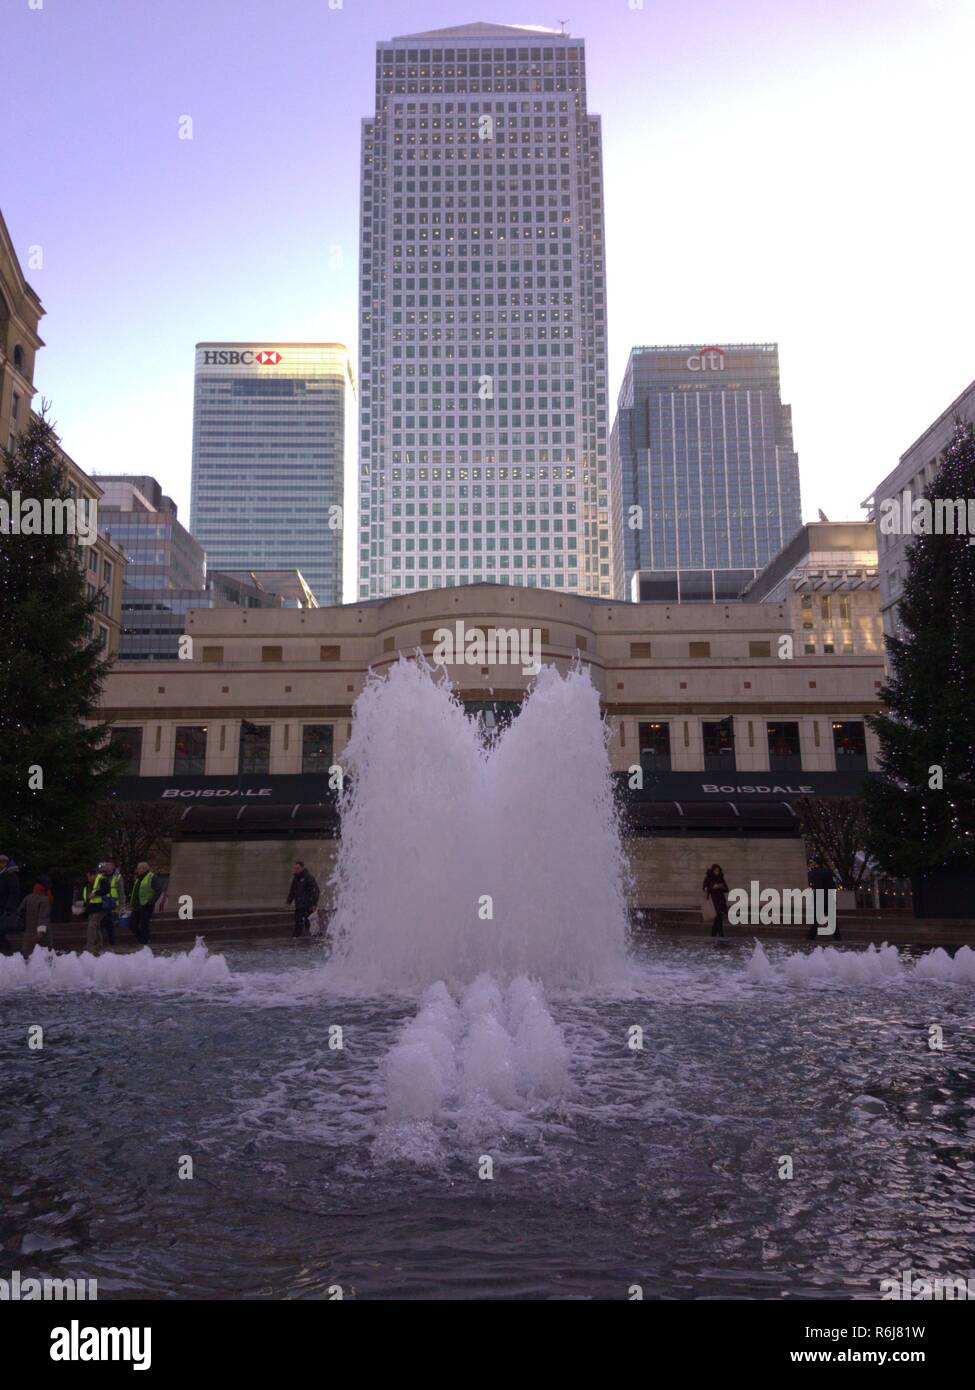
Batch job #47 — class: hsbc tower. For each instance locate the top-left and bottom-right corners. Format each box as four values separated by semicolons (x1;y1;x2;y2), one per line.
190;342;355;606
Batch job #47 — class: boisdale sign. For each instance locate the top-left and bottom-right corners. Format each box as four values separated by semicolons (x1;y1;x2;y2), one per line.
624;771;878;802
201;349;282;365
109;775;334;804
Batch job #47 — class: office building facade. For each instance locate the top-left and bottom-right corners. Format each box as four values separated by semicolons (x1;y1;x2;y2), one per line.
742;521;882;660
96;474;284;661
865;377;975;644
357;23;612;599
95;584;883;912
190;343;354;607
2;208;124;654
612;343;802;602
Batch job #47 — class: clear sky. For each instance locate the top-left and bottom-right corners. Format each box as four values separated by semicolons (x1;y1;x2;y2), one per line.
6;0;974;578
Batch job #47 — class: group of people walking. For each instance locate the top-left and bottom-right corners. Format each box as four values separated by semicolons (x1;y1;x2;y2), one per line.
81;860;165;952
0;853;165;956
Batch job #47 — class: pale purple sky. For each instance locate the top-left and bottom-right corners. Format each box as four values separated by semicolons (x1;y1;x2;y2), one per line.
6;0;974;542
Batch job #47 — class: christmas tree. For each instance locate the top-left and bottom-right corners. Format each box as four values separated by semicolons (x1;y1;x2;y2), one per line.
0;412;123;883
863;419;975;878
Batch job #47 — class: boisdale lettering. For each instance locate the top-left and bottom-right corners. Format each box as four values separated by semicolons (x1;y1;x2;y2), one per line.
161;787;273;799
701;784;815;795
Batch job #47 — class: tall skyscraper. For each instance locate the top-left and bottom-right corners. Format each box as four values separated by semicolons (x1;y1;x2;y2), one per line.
612;343;803;601
357;23;612;599
190;343;355;606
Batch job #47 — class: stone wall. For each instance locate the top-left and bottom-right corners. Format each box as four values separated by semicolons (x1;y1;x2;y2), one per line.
170;839;338;913
171;832;808;914
627;835;809;908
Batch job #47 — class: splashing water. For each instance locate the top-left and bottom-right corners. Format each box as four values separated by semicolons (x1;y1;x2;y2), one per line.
0;938;231;993
374;973;571;1166
747;939;975;986
326;658;632;993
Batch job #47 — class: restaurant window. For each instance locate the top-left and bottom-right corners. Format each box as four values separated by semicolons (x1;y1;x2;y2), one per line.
629;642;651;659
302;724;334;774
262;646;283;662
202;645;224;663
689;641;711;658
832;720;867;772
174;725;207;775
638;721;671;775
109;726;142;776
767;721;802;772
239;722;271;774
703;717;736;772
800;595;813;630
748;641;771;658
320;645;341;661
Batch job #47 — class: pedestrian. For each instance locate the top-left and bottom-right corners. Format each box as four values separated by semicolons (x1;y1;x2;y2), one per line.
807;857;839;940
85;863;115;953
19;875;54;957
128;861;163;946
0;855;22;955
703;863;730;938
105;859;125;944
286;860;320;938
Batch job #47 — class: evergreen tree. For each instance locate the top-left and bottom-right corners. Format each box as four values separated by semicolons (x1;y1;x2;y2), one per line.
863;420;975;877
0;412;123;882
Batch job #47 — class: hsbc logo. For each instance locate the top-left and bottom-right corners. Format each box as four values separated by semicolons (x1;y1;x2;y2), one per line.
201;349;282;366
687;346;725;372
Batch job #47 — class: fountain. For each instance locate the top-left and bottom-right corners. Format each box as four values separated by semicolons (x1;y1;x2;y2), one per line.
3;657;975;1297
325;656;632;993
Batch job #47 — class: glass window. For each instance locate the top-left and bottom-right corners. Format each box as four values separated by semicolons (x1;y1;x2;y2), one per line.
832;720;867;772
110;726;142;776
638;721;671;774
703;718;736;773
239;722;271;774
174;725;207;775
302;724;334;774
767;721;802;772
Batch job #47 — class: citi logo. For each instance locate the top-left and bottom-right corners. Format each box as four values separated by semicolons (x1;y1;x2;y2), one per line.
687;346;725;372
201;348;282;366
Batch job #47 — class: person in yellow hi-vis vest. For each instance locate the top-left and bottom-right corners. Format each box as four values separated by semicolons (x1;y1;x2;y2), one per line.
84;864;111;953
128;862;162;946
84;861;125;953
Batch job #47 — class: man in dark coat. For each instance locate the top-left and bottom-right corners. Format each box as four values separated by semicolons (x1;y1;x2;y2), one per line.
0;856;23;955
128;861;164;946
807;858;839;940
287;861;320;938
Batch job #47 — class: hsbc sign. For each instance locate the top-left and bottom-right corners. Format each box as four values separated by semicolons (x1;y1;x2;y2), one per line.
201;349;282;366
